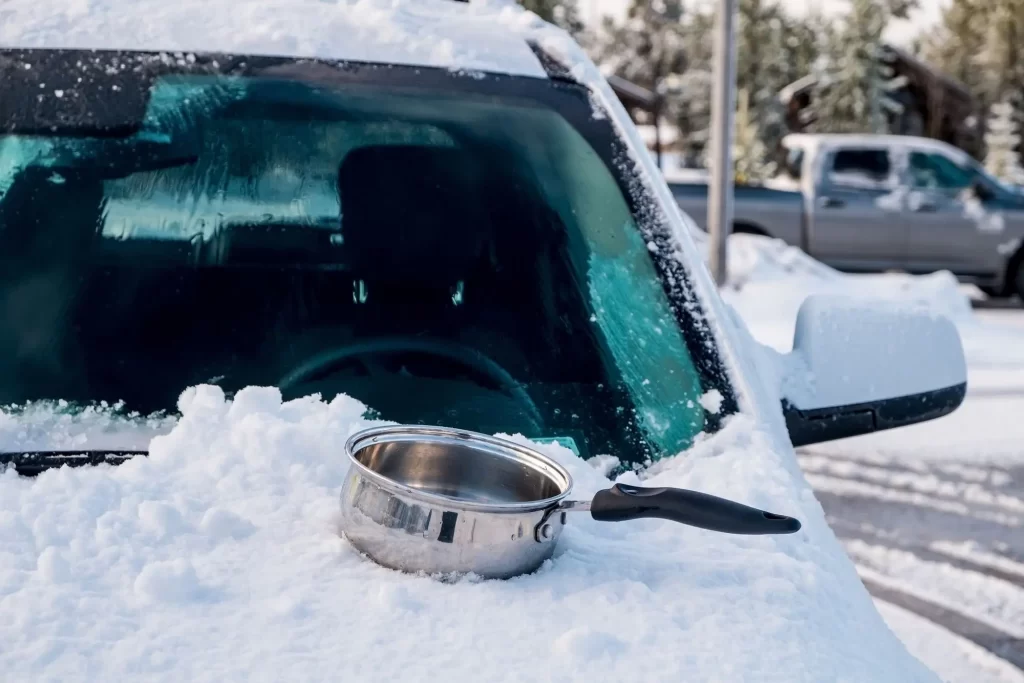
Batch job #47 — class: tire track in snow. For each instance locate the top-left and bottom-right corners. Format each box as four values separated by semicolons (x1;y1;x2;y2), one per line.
800;448;1024;672
863;577;1024;671
827;518;1024;590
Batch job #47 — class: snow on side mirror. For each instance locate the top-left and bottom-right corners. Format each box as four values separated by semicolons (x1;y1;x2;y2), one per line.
781;295;967;448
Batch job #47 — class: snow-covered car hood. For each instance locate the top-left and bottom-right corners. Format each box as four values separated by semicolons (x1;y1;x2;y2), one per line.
0;387;938;682
0;0;550;77
0;1;939;680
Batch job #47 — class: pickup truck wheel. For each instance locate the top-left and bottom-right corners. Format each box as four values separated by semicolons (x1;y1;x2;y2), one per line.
1010;255;1024;300
732;222;769;237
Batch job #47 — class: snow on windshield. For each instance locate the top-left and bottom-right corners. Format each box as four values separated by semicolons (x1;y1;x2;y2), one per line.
0;401;176;454
0;385;937;681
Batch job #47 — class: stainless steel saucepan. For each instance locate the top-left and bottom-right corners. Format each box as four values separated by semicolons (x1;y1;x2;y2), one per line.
339;425;801;579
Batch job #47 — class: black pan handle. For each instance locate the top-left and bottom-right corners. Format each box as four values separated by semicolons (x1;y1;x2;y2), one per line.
590;483;801;535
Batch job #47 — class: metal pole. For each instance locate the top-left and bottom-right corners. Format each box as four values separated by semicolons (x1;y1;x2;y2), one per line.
654;101;663;170
707;0;737;287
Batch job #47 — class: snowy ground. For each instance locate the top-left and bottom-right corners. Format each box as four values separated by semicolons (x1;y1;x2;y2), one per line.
720;234;1024;682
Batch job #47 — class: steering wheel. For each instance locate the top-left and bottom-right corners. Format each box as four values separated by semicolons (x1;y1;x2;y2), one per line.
278;336;544;427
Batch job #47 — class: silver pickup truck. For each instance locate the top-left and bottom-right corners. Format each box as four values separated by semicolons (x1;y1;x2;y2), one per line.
671;133;1024;298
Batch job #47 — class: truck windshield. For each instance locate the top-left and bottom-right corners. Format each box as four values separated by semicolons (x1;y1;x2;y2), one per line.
0;51;734;462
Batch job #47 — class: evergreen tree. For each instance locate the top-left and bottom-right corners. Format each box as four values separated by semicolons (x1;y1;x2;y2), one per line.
812;0;914;134
665;9;714;165
686;0;821;180
979;1;1024;106
733;0;821;178
591;0;688;167
985;100;1024;184
655;0;823;179
589;0;823;177
732;87;774;182
922;0;1024;160
920;0;988;97
593;0;688;93
922;0;1024;111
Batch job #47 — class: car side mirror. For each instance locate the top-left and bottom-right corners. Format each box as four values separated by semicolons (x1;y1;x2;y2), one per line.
781;295;967;448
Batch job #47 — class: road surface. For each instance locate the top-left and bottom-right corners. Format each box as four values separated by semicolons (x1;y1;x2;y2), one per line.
800;305;1024;679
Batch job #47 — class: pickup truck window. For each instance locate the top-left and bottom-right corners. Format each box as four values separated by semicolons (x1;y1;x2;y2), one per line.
908;151;974;190
828;148;893;190
782;145;803;180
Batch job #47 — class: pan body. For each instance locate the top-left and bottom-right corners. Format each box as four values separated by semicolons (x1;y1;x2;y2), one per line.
340;425;575;579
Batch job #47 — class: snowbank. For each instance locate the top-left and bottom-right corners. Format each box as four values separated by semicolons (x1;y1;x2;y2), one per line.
0;386;938;682
875;601;1024;683
710;233;975;353
705;232;1024;379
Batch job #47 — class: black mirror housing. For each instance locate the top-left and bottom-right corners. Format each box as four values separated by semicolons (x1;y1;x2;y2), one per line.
779;295;967;449
783;383;966;448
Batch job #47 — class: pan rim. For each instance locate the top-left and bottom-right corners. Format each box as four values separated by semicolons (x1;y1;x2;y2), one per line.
343;424;575;513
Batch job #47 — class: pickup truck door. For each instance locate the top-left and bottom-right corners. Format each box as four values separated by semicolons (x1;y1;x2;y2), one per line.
810;147;908;271
903;150;1006;279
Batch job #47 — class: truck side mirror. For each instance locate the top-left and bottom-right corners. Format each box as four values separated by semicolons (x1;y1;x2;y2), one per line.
781;296;967;447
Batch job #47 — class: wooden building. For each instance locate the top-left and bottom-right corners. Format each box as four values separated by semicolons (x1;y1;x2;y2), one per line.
780;44;982;156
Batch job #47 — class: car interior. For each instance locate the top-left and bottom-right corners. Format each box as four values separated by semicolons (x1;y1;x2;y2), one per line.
0;119;651;458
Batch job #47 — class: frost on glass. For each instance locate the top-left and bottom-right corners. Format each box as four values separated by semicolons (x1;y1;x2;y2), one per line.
588;224;705;450
525;113;709;455
0;138;55;201
42;76;457;244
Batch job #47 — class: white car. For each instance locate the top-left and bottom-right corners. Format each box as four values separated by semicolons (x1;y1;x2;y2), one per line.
0;0;964;680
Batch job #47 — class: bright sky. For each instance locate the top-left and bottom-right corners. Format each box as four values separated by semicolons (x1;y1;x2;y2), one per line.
578;0;948;47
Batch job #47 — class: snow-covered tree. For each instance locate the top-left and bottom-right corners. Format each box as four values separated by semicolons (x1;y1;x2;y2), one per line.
920;0;1024;159
985;101;1024;184
590;0;688;167
593;0;687;93
589;0;823;177
663;9;714;165
812;0;913;134
732;88;775;182
668;67;713;167
674;0;822;180
920;0;988;97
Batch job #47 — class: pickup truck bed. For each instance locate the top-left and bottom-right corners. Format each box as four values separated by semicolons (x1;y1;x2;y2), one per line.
669;181;804;246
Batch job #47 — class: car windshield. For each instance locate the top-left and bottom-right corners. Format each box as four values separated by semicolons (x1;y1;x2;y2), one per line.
0;50;734;463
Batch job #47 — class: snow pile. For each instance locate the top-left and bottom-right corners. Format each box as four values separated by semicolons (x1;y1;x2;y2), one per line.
704;233;976;353
702;232;1024;380
0;386;938;682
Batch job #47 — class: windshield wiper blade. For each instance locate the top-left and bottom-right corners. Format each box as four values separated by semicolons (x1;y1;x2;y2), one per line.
0;450;147;476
